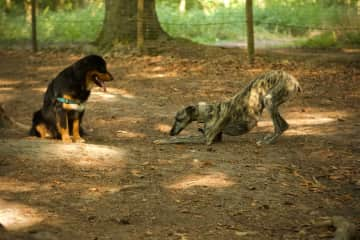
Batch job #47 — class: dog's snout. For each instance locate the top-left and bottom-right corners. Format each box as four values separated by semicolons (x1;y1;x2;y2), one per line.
108;72;114;81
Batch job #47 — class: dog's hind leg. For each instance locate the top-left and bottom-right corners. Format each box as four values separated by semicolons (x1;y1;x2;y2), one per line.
258;91;289;145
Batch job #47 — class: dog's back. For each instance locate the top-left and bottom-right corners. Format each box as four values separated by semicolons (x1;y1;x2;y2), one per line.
231;71;301;113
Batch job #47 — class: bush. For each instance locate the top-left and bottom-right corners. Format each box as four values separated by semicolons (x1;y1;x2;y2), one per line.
298;31;338;48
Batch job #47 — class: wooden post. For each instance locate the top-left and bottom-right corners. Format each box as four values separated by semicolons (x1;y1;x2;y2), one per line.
31;0;38;52
137;0;144;50
245;0;254;64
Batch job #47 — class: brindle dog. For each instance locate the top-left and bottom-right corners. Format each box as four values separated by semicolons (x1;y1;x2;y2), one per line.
155;70;301;145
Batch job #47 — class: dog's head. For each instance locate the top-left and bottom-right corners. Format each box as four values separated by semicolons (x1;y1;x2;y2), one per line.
170;105;197;136
75;55;114;91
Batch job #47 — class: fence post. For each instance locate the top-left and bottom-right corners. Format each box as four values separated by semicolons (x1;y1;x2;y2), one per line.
31;0;38;52
245;0;254;64
137;0;144;50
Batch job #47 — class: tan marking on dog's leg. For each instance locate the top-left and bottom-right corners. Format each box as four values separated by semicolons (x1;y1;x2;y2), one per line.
35;123;51;138
56;115;71;143
72;119;85;143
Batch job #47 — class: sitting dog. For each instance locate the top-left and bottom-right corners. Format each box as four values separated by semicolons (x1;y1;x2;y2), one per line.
30;55;113;143
155;70;301;145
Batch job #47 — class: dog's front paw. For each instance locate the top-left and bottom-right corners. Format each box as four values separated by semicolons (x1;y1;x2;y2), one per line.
62;136;72;143
73;137;86;143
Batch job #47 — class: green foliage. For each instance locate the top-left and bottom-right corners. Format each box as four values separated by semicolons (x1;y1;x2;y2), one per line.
342;32;360;46
0;14;29;42
298;31;338;48
0;4;104;44
157;4;247;44
298;31;360;48
37;4;104;43
0;0;359;48
157;0;359;47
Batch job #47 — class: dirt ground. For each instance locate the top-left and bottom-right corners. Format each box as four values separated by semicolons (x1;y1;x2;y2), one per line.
0;45;359;240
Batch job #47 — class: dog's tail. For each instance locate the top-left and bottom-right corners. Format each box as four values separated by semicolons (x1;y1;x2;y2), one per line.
29;110;42;136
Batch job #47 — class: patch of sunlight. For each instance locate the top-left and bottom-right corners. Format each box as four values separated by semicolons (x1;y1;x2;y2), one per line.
258;116;339;128
106;87;136;99
80;185;122;201
0;178;48;193
155;123;172;133
32;87;47;93
37;65;63;72
116;130;146;138
0;140;127;171
89;91;118;102
0;79;23;85
0;87;15;91
0;199;44;230
90;88;136;102
284;128;328;136
166;172;235;190
53;143;127;169
343;48;360;53
127;71;178;80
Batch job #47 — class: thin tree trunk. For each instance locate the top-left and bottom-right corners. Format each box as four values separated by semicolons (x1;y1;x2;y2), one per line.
179;0;186;13
31;0;37;52
137;0;144;49
246;0;255;64
5;0;12;12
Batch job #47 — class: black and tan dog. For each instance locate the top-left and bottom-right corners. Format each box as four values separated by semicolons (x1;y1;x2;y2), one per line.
155;70;301;145
30;55;113;143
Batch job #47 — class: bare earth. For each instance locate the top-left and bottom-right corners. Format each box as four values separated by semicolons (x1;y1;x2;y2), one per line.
0;45;359;240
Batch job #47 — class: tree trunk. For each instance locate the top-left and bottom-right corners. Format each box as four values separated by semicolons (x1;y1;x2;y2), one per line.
246;0;255;64
179;0;186;13
5;0;12;13
97;0;169;48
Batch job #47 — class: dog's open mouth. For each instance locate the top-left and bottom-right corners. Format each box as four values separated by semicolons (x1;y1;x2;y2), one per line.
93;75;107;92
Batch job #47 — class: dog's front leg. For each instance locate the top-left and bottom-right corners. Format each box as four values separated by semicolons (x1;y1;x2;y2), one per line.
204;107;231;145
72;118;85;143
56;109;71;143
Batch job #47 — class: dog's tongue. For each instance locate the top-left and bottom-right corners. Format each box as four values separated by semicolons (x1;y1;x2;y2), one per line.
99;81;107;92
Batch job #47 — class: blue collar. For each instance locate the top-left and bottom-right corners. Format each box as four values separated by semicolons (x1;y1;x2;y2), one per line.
56;97;80;104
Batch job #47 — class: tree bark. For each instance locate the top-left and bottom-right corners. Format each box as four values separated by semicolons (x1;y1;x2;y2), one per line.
97;0;169;48
246;0;255;64
5;0;12;13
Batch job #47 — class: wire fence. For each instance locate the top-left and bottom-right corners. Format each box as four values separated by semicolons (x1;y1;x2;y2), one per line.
0;5;359;50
